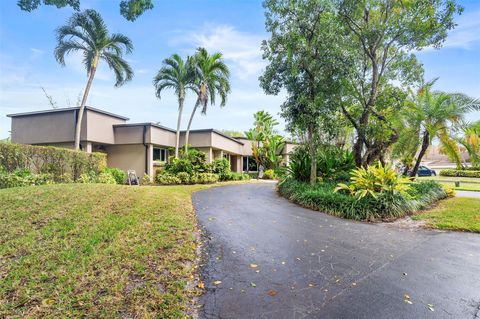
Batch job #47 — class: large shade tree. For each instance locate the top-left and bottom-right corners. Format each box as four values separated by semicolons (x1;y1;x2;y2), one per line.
54;9;134;151
337;0;462;167
153;54;196;158
184;47;231;153
261;0;347;184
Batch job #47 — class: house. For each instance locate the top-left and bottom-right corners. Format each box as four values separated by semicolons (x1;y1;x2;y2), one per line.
7;106;297;178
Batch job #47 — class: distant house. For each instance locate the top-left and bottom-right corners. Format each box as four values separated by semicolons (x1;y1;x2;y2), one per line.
7;106;297;178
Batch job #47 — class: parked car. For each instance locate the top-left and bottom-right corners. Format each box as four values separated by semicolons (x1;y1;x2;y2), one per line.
410;166;437;177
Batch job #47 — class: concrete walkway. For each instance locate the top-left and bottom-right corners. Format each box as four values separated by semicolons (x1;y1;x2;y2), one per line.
455;190;480;198
194;183;480;319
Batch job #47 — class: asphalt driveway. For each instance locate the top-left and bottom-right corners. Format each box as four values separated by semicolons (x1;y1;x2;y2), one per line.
194;183;480;319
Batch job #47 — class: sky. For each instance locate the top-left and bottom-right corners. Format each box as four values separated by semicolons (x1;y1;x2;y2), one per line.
0;0;479;140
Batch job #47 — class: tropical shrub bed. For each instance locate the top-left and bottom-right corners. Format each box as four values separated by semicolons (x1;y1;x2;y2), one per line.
440;168;480;178
279;178;447;221
287;145;355;183
279;162;448;221
154;149;249;185
0;143;127;189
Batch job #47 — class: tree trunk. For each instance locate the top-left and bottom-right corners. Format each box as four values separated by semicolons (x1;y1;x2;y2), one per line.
308;125;317;185
175;97;184;158
184;98;199;154
75;64;97;151
410;131;430;177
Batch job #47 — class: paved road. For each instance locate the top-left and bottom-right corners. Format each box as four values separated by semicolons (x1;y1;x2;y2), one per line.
456;190;480;198
194;183;480;319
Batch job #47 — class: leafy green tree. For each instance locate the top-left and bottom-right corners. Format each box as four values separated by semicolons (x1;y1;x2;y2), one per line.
54;9;134;151
18;0;153;21
153;54;196;158
184;48;231;153
220;130;245;138
403;81;480;176
261;0;346;184
245;111;285;170
337;0;462;167
456;121;480;167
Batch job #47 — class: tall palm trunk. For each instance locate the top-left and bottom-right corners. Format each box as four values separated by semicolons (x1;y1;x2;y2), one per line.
175;96;185;158
75;59;98;151
410;131;430;177
184;98;199;153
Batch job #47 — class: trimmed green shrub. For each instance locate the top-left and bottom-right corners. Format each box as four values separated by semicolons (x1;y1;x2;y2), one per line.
165;158;194;175
78;172;98;184
0;142;106;181
97;172;117;184
155;172;182;185
0;171;54;189
263;169;275;180
440;169;480;178
141;173;153;185
196;173;219;184
278;178;447;221
221;172;250;181
104;167;127;184
211;158;231;180
176;172;191;184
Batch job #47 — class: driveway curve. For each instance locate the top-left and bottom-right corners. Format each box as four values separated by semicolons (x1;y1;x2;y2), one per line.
194;183;480;319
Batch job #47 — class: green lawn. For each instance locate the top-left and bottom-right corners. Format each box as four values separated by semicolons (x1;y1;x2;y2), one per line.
413;197;480;233
0;183;212;318
418;176;480;192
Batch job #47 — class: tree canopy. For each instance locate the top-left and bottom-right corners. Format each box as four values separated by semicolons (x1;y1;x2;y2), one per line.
18;0;153;21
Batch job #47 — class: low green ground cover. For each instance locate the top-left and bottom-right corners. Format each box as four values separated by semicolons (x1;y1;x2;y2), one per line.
0;183;210;318
413;197;480;233
278;179;447;221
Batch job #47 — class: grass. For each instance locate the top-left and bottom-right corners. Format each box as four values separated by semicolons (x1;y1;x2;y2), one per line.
413;197;480;233
418;176;480;192
0;183;212;318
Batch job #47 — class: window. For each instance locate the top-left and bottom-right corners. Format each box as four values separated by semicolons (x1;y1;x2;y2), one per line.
153;148;167;162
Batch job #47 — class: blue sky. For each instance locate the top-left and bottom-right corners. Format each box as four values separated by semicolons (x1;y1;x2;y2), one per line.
0;0;479;139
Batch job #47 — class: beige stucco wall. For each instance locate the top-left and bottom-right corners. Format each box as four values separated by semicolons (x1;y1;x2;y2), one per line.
106;144;146;176
211;133;243;154
149;126;176;147
86;110;125;144
113;126;145;144
180;131;212;148
10;109;126;145
10;110;83;144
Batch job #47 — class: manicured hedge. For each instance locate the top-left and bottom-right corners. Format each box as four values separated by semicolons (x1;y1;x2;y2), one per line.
440;169;480;178
278;179;447;221
0;142;106;181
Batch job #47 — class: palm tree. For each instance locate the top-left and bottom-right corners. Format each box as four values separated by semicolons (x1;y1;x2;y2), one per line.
54;9;134;151
456;121;480;167
184;48;230;153
405;81;480;176
153;54;195;158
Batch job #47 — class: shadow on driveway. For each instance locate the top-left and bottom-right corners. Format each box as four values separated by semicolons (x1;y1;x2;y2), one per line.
194;183;480;319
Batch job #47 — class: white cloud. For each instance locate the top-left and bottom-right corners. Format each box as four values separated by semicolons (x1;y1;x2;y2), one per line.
170;24;266;80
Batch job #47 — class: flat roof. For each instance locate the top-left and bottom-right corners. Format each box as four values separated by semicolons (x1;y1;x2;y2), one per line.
7;106;129;121
181;129;244;145
113;122;176;133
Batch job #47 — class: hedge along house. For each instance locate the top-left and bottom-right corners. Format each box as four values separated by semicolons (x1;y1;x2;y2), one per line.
7;106;297;178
